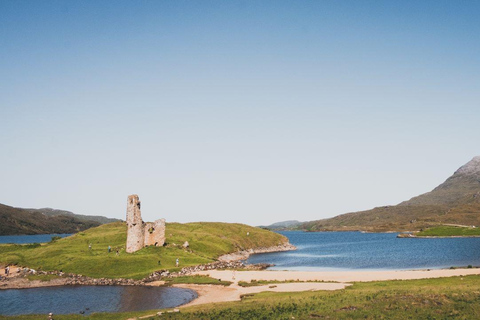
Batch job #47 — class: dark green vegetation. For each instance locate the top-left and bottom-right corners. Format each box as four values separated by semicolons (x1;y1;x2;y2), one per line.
301;156;480;232
0;222;288;279
0;203;119;235
2;275;480;319
164;275;232;286
417;225;480;237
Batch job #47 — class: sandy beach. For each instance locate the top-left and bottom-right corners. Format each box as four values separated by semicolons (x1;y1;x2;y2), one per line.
173;268;480;307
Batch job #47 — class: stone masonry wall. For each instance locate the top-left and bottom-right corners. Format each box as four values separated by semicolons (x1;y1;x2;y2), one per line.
144;219;166;247
126;194;145;253
126;195;165;253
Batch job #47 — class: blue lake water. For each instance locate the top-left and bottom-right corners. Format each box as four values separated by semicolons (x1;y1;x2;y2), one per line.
0;285;197;316
0;234;72;244
247;231;480;271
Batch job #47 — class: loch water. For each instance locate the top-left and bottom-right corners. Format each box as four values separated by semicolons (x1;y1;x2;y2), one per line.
247;231;480;271
0;286;197;316
0;233;72;244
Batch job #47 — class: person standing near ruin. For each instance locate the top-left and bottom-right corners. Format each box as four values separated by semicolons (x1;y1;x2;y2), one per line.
176;258;179;267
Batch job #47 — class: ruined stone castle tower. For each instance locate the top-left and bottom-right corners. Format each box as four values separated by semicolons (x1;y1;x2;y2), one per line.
126;194;165;253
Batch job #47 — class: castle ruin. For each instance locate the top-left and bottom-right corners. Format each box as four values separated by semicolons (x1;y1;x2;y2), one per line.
126;194;165;253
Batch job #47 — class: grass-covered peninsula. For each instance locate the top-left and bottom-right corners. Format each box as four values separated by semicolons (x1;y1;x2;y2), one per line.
416;225;480;237
0;222;289;279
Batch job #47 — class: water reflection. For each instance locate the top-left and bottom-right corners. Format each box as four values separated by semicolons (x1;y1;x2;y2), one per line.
0;285;197;316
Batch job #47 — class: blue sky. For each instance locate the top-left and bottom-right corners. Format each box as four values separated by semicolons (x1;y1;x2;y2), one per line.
1;1;479;225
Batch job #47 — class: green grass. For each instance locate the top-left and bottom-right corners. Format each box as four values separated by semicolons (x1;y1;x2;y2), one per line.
0;310;160;320
417;225;480;237
0;222;288;279
164;275;232;286
2;275;480;319
237;279;330;287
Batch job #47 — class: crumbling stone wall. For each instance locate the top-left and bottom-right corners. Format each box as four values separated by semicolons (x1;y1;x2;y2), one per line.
126;195;165;253
144;219;166;247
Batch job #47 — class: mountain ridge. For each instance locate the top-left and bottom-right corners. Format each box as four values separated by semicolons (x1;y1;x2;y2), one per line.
0;203;120;235
299;156;480;232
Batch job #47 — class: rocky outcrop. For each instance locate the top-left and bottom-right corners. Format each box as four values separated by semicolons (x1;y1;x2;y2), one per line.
0;268;146;290
218;243;296;262
1;260;275;289
144;261;273;282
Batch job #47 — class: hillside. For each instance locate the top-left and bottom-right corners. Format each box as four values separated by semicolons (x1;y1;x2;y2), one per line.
0;221;290;279
301;156;480;232
0;203;119;235
27;207;121;225
260;220;303;230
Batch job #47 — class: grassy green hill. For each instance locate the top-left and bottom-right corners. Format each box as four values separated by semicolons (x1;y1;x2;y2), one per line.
0;221;289;279
300;156;480;232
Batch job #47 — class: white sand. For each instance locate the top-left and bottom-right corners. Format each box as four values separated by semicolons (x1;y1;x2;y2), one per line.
196;268;480;283
171;268;480;308
175;281;350;307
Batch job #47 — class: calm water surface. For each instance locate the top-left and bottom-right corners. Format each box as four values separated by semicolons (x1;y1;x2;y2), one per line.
0;286;197;316
0;234;72;244
247;231;480;271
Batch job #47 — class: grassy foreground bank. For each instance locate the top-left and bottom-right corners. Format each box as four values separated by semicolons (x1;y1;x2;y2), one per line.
0;222;288;279
1;275;479;319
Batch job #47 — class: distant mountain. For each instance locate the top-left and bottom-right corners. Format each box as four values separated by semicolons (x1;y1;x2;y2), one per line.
25;207;121;225
300;156;480;232
0;203;121;236
260;220;303;230
399;156;480;207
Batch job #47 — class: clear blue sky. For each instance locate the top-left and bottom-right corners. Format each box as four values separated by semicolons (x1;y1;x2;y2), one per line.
1;1;479;225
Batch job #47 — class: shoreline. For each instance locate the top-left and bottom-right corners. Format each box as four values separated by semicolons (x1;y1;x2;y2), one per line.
217;243;297;262
400;235;480;239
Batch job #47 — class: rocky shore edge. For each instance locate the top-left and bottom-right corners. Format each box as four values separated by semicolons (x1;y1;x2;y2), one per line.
217;242;297;262
397;233;480;238
0;243;295;290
